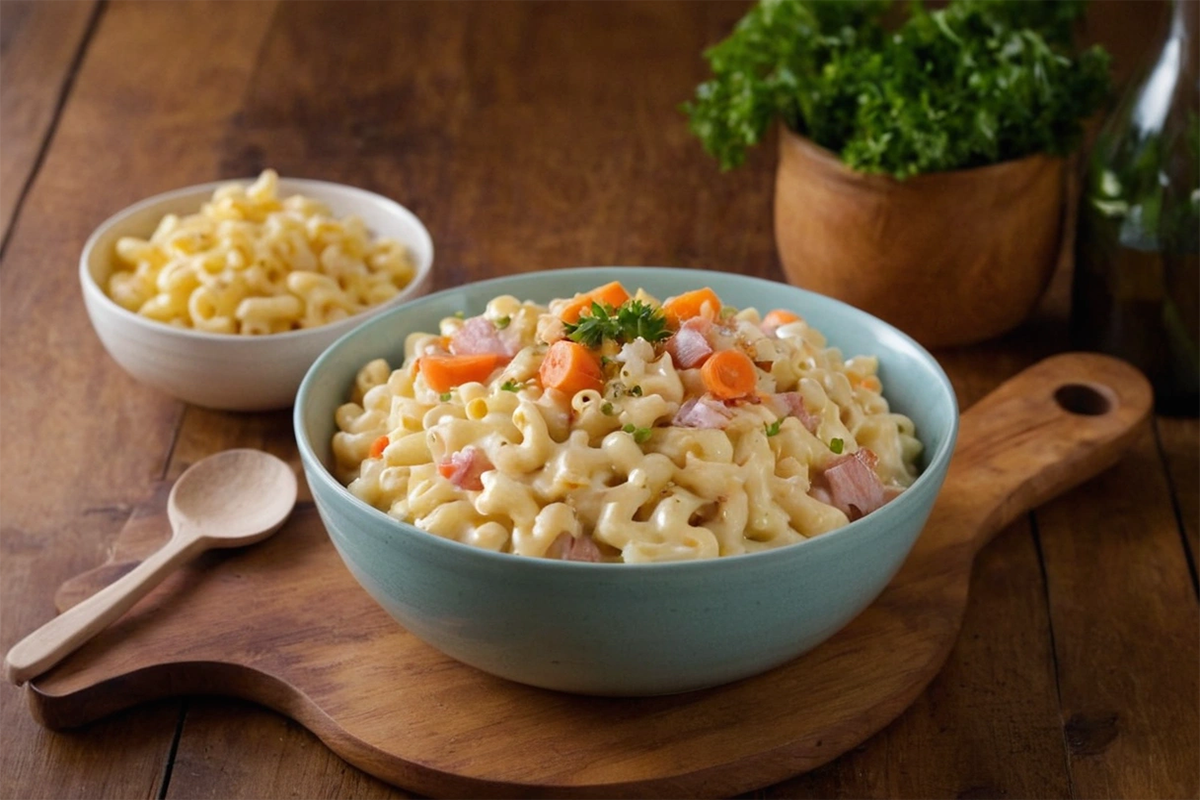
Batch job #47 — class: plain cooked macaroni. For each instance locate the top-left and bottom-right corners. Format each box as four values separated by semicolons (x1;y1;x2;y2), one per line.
106;170;417;334
331;283;922;563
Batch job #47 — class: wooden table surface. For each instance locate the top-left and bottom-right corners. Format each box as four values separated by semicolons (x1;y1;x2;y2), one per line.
1;1;1196;798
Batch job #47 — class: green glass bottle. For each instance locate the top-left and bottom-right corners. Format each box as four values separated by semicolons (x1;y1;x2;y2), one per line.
1071;0;1198;416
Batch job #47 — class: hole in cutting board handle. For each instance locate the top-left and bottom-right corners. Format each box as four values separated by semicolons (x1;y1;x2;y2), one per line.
1054;383;1114;416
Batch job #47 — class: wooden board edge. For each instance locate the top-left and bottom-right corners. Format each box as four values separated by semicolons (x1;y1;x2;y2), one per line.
26;606;968;799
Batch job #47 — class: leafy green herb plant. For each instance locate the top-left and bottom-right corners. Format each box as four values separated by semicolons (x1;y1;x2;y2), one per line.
683;0;1110;178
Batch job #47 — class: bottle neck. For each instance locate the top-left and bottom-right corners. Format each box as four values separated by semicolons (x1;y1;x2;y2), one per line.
1131;1;1192;132
1171;0;1200;61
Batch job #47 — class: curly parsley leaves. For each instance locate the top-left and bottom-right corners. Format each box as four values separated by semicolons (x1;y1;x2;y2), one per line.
564;299;670;348
683;0;1110;178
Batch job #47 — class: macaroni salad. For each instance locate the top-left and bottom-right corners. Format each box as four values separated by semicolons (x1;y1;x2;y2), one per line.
332;282;922;563
106;170;417;334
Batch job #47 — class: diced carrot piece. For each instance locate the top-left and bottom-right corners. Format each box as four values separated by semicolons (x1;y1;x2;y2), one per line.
558;280;632;324
662;287;722;327
538;340;604;396
437;462;457;480
369;435;389;460
418;354;500;393
701;349;757;400
762;309;800;329
559;296;598;325
588;280;630;309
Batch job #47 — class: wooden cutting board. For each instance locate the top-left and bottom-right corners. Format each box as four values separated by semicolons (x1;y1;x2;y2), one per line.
22;354;1152;798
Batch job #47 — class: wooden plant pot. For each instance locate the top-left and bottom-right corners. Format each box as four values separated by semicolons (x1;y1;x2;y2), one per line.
774;128;1066;348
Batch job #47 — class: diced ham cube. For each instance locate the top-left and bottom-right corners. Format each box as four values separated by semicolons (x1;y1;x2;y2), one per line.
665;319;714;369
437;446;494;491
673;396;733;429
764;391;819;434
450;316;519;359
811;448;886;521
547;532;603;562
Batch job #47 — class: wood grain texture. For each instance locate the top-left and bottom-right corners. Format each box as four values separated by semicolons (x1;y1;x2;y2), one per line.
0;0;97;241
2;1;1196;798
778;230;1084;800
1038;429;1199;799
161;3;769;797
23;354;1152;798
6;450;296;685
766;518;1072;800
0;2;278;798
1157;416;1199;570
774;130;1066;347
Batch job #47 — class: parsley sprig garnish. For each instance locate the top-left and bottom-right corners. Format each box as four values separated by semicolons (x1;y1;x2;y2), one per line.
564;300;670;349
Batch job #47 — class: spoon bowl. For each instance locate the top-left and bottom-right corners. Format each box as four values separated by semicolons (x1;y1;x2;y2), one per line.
5;449;298;685
167;449;299;546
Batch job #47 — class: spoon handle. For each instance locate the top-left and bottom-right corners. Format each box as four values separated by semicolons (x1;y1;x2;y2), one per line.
5;528;207;685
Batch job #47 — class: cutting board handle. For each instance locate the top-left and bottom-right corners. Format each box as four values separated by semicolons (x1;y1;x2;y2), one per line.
936;352;1153;555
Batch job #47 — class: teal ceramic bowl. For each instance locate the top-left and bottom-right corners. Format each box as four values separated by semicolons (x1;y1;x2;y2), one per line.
294;267;958;696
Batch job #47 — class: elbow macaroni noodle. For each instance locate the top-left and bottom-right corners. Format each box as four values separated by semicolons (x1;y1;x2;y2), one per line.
106;170;417;334
332;289;923;563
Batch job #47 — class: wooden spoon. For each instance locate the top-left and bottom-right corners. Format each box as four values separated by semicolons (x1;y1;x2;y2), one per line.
5;449;297;685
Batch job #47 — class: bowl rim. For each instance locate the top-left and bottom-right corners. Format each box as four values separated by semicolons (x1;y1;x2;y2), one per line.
294;266;960;571
78;176;435;344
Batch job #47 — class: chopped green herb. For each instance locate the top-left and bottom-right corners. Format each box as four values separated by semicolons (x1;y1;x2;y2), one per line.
829;437;844;454
500;380;522;392
600;355;614;367
439;392;453;402
564;299;670;348
623;423;653;444
617;300;671;345
453;310;465;319
629;385;643;397
601;402;615;416
495;315;512;329
765;419;783;437
719;306;739;320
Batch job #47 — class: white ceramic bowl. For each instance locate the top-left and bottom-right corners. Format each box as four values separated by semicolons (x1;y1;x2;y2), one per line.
80;177;434;411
